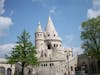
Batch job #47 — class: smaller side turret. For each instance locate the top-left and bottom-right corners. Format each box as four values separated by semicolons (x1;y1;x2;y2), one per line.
35;22;44;50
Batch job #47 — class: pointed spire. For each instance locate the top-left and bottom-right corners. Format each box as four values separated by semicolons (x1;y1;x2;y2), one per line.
36;22;42;32
45;16;58;35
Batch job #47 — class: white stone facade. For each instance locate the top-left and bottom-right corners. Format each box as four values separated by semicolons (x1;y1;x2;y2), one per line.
35;16;77;75
0;16;78;75
0;58;15;75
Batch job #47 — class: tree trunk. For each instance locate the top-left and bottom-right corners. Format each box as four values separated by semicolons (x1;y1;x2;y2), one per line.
22;62;25;75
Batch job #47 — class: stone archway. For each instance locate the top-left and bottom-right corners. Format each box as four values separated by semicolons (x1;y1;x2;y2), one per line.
7;68;12;75
0;67;5;75
47;43;52;49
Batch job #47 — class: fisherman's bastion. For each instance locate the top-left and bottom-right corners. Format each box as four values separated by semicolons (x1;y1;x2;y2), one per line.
1;16;96;75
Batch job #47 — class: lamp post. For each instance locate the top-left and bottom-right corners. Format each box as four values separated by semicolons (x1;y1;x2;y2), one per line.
65;50;70;75
67;54;70;75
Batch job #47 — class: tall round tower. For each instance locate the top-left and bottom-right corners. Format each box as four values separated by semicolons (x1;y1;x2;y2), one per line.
44;16;62;50
35;22;44;50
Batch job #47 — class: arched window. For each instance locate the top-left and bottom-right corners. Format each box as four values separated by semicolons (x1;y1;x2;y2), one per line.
48;34;50;37
71;66;73;71
0;67;5;75
52;63;54;66
44;64;45;66
50;63;54;67
7;68;12;75
40;34;42;36
50;64;52;67
56;44;58;47
45;53;47;57
46;64;47;66
38;34;39;37
47;44;52;49
54;34;55;37
54;44;55;47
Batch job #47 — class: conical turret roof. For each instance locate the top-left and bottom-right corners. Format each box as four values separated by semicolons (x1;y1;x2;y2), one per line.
45;16;58;35
36;22;42;32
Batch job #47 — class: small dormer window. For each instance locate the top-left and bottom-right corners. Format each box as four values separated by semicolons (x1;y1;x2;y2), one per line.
54;34;55;37
52;63;54;66
45;53;47;57
50;64;51;67
38;34;39;37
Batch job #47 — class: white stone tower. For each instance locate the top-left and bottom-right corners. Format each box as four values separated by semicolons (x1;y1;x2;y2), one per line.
35;16;62;50
44;16;62;50
35;22;44;57
35;16;73;58
34;16;76;75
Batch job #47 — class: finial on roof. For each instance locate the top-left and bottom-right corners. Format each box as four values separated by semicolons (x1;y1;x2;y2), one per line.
36;21;42;32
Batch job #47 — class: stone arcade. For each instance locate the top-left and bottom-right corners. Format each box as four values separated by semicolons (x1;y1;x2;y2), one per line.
0;58;15;75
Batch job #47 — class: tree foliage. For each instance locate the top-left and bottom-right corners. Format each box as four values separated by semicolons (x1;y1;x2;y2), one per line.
81;16;100;59
7;30;38;75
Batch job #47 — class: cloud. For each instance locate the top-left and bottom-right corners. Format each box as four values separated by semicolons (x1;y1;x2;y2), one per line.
93;0;100;10
0;16;13;29
32;0;60;15
49;7;57;15
65;34;74;43
73;47;84;56
87;9;100;18
87;0;100;18
0;16;13;36
32;0;47;7
0;43;16;58
0;0;13;37
0;0;5;15
63;34;83;56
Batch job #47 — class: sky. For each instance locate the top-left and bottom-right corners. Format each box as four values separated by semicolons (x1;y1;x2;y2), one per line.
0;0;100;58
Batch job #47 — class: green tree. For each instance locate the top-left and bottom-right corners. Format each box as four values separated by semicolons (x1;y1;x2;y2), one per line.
81;16;100;59
7;30;38;75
